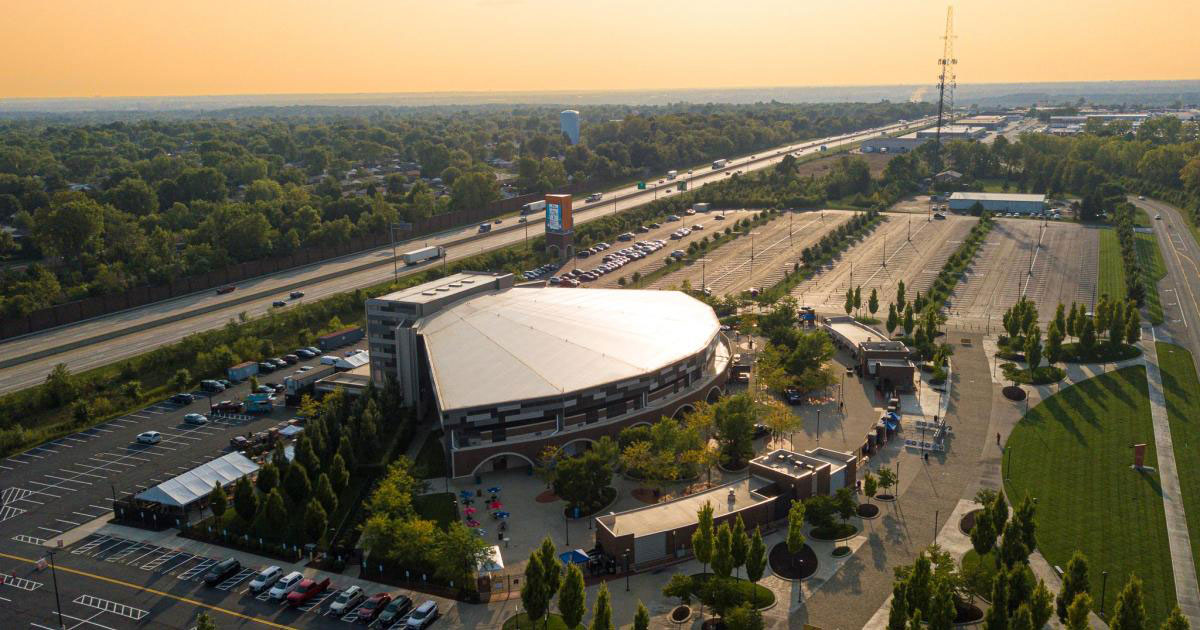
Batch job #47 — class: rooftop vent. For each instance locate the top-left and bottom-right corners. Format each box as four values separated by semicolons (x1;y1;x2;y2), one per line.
421;291;436;296
436;286;450;292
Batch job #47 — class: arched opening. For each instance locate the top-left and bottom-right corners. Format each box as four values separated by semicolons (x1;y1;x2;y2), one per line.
706;386;723;404
469;452;536;477
560;438;595;457
672;404;696;420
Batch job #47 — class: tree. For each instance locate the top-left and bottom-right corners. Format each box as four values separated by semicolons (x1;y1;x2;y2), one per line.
1014;492;1037;552
432;522;491;588
908;610;925;630
209;482;228;520
730;515;749;579
1161;606;1191;630
903;305;916;336
854;286;862;315
261;488;287;538
195;611;217;630
970;514;997;557
712;522;734;579
833;487;857;526
905;552;933;615
662;573;694;606
888;580;909;630
1066;593;1093;630
864;472;878;505
927;578;956;630
255;462;279;495
554;441;616;513
985;572;1009;630
887;303;899;335
233;476;258;524
284;464;311;507
1057;551;1090;621
1031;580;1054;630
693;501;715;575
521;553;549;629
559;564;587;630
869;288;879;316
844;287;854;315
786;499;806;572
990;493;1009;538
1110;574;1147;630
1023;324;1042;372
315;473;338;516
1079;315;1097;355
1011;605;1035;630
877;467;897;497
896;280;907;311
329;453;350;494
745;528;767;608
304;499;328;543
1126;307;1142;345
589;583;613;630
169;368;191;391
538;537;563;615
1109;300;1126;350
107;177;158;215
1046;320;1064;365
713;394;757;468
33;199;104;266
724;605;765;630
999;521;1029;568
633;601;650;630
1066;302;1079;339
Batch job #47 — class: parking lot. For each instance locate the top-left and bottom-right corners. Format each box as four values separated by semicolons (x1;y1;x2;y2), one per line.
947;218;1098;329
789;213;976;312
649;209;854;295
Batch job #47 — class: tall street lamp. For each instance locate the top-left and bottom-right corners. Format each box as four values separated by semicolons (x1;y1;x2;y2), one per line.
696;258;712;294
1100;570;1109;618
47;550;65;630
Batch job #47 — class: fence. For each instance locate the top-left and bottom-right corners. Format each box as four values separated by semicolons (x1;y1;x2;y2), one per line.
2;184;590;341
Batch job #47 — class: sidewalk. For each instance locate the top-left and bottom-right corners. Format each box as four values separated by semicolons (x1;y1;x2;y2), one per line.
1143;334;1200;625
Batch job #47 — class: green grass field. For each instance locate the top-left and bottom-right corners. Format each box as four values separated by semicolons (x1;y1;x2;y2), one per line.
1003;366;1176;625
1136;231;1167;325
414;431;447;479
1097;228;1127;304
1155;343;1200;579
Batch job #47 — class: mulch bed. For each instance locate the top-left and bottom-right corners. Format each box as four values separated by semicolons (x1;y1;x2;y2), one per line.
535;490;559;503
832;546;851;558
671;606;691;623
768;542;818;580
1002;385;1027;401
857;503;880;519
631;488;660;504
955;599;984;624
960;509;983;535
876;493;895;502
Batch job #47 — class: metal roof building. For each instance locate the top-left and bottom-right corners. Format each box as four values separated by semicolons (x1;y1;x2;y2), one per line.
134;452;259;510
947;192;1047;215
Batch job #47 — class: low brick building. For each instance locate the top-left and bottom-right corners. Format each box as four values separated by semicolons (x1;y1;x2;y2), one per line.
824;315;916;392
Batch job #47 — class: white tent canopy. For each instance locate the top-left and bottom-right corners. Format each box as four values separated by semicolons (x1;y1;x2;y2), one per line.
134;452;259;509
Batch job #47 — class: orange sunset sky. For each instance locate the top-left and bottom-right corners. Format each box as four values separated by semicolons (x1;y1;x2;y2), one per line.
1;0;1197;99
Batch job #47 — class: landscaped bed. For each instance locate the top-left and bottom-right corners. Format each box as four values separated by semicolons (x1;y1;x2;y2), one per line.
856;503;879;518
1003;365;1175;625
687;573;775;609
768;542;818;580
1000;362;1066;385
809;523;858;541
503;612;578;630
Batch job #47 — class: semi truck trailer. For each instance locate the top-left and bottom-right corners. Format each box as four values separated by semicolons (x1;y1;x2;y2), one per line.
402;245;446;265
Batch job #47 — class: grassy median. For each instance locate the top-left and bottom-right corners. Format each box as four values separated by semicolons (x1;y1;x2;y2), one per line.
1155;342;1200;580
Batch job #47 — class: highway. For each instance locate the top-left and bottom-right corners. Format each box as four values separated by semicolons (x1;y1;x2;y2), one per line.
0;116;934;395
1136;196;1200;374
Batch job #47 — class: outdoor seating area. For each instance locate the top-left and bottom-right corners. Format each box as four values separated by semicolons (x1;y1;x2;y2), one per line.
458;487;509;541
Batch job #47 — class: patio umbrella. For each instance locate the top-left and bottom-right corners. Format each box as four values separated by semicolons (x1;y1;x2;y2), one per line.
467;518;480;527
489;500;503;510
464;506;477;515
558;549;590;565
459;490;473;499
495;511;510;519
487;486;502;494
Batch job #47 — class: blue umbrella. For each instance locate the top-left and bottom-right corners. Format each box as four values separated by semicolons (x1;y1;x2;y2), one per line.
487;486;502;494
459;490;473;499
559;549;590;565
494;511;510;519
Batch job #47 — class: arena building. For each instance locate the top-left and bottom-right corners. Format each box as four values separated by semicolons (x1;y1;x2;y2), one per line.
366;272;731;478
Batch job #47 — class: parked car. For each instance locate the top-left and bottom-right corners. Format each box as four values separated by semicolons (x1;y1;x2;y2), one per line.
229;435;249;450
136;431;161;444
202;557;241;586
200;380;225;393
247;566;281;594
283;354;299;364
216;286;236;294
268;571;304;600
377;595;414;627
305;346;321;355
290;291;305;299
255;385;275;394
784;387;804;405
169;392;195;404
295;349;315;359
356;592;393;623
287;577;331;607
272;301;287;308
214;400;245;413
406;601;439;629
636;225;650;233
258;362;276;373
329;585;366;615
184;413;209;425
270;358;288;369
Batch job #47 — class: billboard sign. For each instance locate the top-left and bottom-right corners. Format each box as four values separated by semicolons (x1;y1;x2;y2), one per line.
546;202;563;232
544;194;573;235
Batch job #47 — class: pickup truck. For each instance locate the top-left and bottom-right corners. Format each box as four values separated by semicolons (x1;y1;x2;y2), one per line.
286;577;331;607
216;286;236;294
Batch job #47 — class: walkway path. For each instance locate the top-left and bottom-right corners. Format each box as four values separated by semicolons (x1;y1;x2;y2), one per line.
1143;332;1200;624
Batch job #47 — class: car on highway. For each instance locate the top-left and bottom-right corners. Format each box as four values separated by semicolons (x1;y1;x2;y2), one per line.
290;291;305;299
377;595;414;627
200;380;226;393
268;571;304;600
1156;214;1162;220
330;585;366;615
248;566;282;594
406;600;440;629
214;400;245;413
1139;195;1146;200
357;592;393;623
184;413;209;425
216;286;236;294
202;557;241;586
170;393;196;404
287;577;331;607
136;431;162;444
272;300;287;308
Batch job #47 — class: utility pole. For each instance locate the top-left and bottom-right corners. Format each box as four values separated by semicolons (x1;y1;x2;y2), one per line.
47;550;65;630
697;258;712;294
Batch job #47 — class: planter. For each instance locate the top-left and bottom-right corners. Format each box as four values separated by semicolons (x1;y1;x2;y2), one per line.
562;486;617;518
670;605;692;624
954;600;985;625
810;524;859;541
832;546;851;558
876;493;896;502
1002;385;1027;401
959;509;984;535
857;503;880;519
768;542;818;580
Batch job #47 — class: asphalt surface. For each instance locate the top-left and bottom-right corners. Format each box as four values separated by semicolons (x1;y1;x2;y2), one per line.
0;117;936;396
1136;196;1200;371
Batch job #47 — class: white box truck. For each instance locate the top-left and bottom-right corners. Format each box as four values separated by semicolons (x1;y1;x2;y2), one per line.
521;200;546;216
712;159;727;169
693;203;711;213
402;245;446;265
667;170;677;180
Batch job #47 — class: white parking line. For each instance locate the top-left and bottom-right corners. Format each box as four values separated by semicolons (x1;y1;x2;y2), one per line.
55;518;80;526
11;534;45;545
45;474;91;485
29;481;75;493
73;510;104;519
17;451;44;459
86;427;114;433
0;464;12;470
35;526;62;534
87;456;134;467
62;469;105;479
35;610;119;630
5;458;29;465
74;595;150;621
88;504;111;511
63;436;88;443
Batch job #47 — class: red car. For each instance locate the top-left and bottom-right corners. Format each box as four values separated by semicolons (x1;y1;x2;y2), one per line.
286;577;331;607
214;400;244;413
356;592;393;624
216;286;236;294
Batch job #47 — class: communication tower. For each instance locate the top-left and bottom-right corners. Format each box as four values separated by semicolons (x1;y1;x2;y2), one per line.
933;6;957;170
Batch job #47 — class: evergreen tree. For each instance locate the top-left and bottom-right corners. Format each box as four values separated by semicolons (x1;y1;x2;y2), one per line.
985;573;1009;630
1057;551;1091;621
887;303;899;335
1080;315;1097;355
1031;580;1054;630
284;464;311;507
854;286;862;315
1109;300;1126;350
1046;320;1064;365
589;583;613;630
1066;593;1093;630
633;601;650;630
195;611;217;630
927;578;957;630
869;288;879;316
233;476;258;524
304;499;328;543
745;528;767;609
786;499;807;573
538;537;563;606
1024;324;1042;372
896;280;907;311
1000;521;1030;568
1110;574;1147;630
907;610;924;630
970;512;997;556
209;482;227;519
905;552;932;614
1066;302;1079;338
1014;492;1037;551
261;488;287;539
329;453;350;494
1161;606;1191;630
1054;303;1067;337
558;563;586;630
712;522;734;578
990;493;1009;538
730;514;749;579
521;553;548;628
255;462;279;495
888;580;909;630
1126;308;1142;345
903;304;915;336
1011;604;1034;630
315;473;338;516
844;287;854;315
692;501;714;575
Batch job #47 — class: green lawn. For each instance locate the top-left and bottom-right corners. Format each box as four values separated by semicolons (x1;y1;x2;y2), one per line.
1097;228;1127;304
1133;208;1153;228
1135;231;1167;325
503;613;579;630
1155;343;1200;580
1003;366;1176;625
414;431;447;479
413;492;458;530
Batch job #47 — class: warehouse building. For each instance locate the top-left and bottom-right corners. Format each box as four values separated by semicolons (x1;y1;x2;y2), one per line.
860;135;930;154
957;115;1008;130
367;273;731;478
915;125;988;140
947;192;1047;215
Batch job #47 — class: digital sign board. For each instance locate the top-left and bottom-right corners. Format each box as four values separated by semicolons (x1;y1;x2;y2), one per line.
546;202;563;232
544;194;573;235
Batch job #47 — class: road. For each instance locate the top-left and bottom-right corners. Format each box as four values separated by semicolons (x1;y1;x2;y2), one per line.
1136;197;1200;372
0;117;934;395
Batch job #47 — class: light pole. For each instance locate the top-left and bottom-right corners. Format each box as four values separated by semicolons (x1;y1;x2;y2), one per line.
47;550;65;630
933;509;938;541
564;510;569;546
697;258;712;294
624;551;631;592
1100;570;1109;618
749;231;761;276
815;408;821;443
